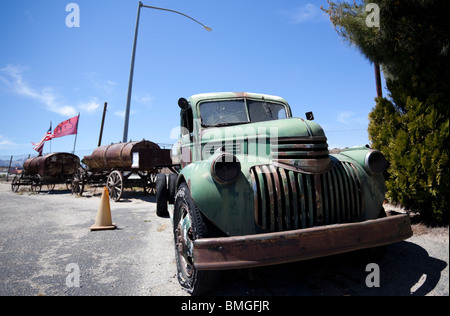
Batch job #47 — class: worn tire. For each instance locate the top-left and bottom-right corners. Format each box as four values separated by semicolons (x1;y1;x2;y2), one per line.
173;183;220;295
168;173;177;204
156;174;168;217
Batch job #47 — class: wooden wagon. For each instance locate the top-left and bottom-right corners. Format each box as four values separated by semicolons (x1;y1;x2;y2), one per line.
11;152;80;193
71;140;174;201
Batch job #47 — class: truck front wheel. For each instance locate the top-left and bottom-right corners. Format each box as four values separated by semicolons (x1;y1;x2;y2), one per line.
173;183;219;295
156;174;168;217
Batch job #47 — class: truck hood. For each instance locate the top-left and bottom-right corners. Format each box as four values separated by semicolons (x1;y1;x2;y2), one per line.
200;117;333;174
201;117;326;141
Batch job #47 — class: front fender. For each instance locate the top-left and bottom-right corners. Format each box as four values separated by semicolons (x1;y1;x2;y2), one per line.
179;158;257;237
331;152;386;220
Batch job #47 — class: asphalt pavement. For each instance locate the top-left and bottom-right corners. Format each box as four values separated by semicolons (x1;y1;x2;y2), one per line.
0;181;448;296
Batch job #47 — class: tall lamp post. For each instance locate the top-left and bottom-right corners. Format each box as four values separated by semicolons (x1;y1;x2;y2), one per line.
122;1;212;143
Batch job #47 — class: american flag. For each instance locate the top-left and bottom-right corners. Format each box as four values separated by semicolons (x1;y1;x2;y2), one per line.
32;125;52;156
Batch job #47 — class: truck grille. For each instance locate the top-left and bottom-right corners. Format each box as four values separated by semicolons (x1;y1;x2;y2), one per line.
250;161;364;232
271;136;332;174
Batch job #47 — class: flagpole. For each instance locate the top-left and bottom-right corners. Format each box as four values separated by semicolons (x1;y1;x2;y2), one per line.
49;121;52;153
72;113;80;154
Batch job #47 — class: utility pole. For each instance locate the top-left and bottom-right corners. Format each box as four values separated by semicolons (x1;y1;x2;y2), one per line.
374;63;383;98
98;102;108;147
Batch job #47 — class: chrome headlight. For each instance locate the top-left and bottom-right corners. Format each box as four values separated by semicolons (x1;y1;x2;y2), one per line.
211;153;241;184
365;150;387;175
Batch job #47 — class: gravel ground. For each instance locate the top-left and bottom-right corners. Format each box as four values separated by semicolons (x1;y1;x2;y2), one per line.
0;181;448;296
0;181;186;296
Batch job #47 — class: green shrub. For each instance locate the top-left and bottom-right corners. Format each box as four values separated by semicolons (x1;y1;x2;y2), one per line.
369;97;449;224
323;0;449;224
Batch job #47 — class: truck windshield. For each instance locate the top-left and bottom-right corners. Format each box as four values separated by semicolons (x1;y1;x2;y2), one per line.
200;99;287;127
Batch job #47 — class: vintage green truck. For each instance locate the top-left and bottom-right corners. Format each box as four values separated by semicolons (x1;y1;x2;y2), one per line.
156;92;412;295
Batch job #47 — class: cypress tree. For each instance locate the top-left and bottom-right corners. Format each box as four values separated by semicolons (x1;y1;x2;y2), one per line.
322;0;449;224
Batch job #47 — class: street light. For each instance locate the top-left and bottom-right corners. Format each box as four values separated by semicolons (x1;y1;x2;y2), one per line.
122;1;212;143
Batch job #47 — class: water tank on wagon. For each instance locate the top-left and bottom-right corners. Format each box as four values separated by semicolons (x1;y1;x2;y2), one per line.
11;152;81;193
75;140;174;201
23;152;80;177
83;140;172;171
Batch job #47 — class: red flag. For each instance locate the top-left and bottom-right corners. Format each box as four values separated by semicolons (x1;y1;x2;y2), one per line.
52;115;79;139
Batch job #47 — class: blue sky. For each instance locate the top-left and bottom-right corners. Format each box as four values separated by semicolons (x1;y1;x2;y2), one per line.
0;0;383;158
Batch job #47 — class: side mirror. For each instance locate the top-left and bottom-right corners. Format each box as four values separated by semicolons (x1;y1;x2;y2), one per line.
305;111;314;120
178;98;190;110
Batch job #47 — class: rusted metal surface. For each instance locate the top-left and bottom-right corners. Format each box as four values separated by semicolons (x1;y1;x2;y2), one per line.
23;153;80;177
271;136;333;174
83;140;171;171
193;214;413;270
76;140;175;201
250;161;363;232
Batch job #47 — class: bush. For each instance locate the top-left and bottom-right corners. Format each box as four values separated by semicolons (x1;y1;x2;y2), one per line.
323;0;449;225
369;97;449;224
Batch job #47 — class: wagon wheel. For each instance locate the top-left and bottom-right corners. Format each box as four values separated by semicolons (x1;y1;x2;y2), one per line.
66;179;72;191
11;175;20;192
107;170;124;202
31;175;42;193
146;172;157;195
71;168;85;196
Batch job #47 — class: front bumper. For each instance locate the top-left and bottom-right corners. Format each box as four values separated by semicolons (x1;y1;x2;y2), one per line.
193;214;412;270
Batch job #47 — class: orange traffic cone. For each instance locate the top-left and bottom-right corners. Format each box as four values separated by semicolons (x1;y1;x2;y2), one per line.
90;187;117;231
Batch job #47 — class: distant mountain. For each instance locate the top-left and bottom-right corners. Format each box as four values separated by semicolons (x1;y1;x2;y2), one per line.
0;156;29;168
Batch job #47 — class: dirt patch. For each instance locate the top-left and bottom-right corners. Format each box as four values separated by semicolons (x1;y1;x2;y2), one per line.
412;223;449;237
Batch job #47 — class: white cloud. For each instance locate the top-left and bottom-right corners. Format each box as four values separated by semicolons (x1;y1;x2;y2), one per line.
133;92;154;108
0;65;106;117
338;111;354;124
85;72;118;95
114;109;138;118
106;80;117;86
284;3;328;24
0;64;77;117
0;135;16;149
337;111;367;125
114;110;125;118
79;98;101;113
